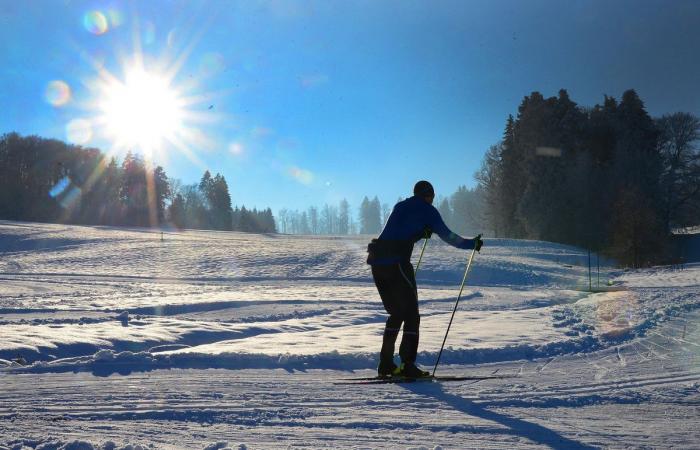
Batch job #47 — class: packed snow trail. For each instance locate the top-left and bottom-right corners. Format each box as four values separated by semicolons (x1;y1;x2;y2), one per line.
1;221;699;448
1;312;699;449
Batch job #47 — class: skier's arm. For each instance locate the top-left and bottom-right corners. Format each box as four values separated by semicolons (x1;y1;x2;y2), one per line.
428;208;477;250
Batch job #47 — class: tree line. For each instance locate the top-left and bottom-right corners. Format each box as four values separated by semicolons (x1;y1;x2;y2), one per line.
278;197;390;235
477;89;700;266
278;199;359;235
277;189;486;236
168;170;275;232
0;132;276;233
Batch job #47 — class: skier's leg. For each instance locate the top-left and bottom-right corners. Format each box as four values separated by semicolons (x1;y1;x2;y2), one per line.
372;265;404;373
399;309;419;364
396;261;420;365
380;315;402;366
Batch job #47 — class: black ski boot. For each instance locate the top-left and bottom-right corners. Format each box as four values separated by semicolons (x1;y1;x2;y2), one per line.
398;362;431;378
377;360;400;378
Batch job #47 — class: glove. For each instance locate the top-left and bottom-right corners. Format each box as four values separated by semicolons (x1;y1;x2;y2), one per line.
473;234;483;252
423;227;432;239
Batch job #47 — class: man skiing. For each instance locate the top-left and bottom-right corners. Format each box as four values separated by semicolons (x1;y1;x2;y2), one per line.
367;180;483;378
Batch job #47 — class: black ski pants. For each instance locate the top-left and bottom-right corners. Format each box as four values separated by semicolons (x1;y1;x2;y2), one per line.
372;260;420;365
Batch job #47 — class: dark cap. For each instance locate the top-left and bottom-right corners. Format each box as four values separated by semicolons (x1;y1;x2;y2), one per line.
413;180;434;197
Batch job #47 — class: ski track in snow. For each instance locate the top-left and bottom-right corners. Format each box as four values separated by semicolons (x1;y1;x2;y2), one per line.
0;220;699;449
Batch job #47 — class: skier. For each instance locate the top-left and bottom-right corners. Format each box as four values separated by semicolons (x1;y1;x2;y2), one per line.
367;180;483;378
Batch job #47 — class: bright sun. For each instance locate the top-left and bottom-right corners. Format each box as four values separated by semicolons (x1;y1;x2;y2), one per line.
99;68;184;153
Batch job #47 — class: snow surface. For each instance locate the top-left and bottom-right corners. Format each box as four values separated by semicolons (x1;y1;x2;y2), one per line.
1;220;699;449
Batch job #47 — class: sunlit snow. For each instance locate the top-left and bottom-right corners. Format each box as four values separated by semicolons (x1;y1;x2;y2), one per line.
1;220;699;448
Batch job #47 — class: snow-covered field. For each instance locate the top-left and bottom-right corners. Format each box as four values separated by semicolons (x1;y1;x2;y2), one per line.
1;220;699;449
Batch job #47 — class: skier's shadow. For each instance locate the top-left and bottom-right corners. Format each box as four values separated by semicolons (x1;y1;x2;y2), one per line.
401;382;597;450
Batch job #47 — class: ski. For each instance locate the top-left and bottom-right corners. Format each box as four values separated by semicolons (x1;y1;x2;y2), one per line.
335;374;519;385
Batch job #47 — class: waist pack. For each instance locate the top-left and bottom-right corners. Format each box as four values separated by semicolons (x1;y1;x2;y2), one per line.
366;239;413;264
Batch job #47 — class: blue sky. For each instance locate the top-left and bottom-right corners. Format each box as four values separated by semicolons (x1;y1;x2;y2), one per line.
1;0;699;213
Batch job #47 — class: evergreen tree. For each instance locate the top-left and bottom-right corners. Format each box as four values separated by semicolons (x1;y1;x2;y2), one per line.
437;197;452;229
198;170;214;228
359;197;371;234
197;171;233;230
120;152;149;227
308;206;319;234
263;208;277;233
101;158;123;225
168;193;186;229
338;199;350;235
656;112;700;232
212;174;233;230
152;165;170;225
182;184;207;229
496;114;525;237
476;144;504;237
608;90;664;261
321;204;338;234
238;206;253;232
299;209;307;233
611;186;661;267
359;196;382;234
451;186;484;236
369;196;382;234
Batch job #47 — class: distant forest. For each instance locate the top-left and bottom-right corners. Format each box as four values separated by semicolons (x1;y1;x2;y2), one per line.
277;187;485;237
0;133;276;233
477;89;699;266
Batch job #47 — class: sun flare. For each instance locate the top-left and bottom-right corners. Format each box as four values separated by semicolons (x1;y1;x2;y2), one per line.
98;68;184;153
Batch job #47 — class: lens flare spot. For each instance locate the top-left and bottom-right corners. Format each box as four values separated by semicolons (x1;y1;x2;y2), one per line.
49;177;71;198
60;186;82;209
66;119;93;144
45;80;72;106
83;11;109;35
588;291;641;338
289;166;313;185
229;142;244;155
536;146;562;157
49;177;82;209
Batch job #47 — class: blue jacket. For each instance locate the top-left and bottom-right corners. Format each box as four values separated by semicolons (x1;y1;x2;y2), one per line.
367;195;475;265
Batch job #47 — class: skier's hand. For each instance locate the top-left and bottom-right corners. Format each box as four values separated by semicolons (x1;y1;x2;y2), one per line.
473;234;483;252
423;227;432;239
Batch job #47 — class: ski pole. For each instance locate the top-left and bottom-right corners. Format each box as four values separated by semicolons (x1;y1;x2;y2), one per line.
432;241;479;377
414;237;429;274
